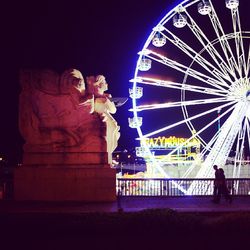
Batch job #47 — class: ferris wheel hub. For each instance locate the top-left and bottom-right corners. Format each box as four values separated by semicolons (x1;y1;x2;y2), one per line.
228;78;250;100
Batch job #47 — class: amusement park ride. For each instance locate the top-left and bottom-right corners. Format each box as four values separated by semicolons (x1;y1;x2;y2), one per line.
128;0;250;181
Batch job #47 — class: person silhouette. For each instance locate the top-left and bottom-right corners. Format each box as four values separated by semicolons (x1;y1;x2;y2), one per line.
212;165;220;202
216;168;232;204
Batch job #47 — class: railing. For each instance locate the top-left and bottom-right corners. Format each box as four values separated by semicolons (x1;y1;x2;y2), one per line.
117;178;250;197
0;178;13;200
1;177;250;199
0;182;4;200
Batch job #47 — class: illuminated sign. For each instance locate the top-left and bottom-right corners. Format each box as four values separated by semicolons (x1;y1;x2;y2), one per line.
141;136;200;149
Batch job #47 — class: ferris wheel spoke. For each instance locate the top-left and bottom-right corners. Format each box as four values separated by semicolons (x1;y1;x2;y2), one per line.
239;120;247;165
141;50;228;91
198;116;231;158
130;97;232;112
141;101;237;138
233;118;247;177
158;27;230;87
157;104;236;164
199;129;220;157
199;102;249;179
131;76;228;97
247;118;250;154
230;8;247;77
234;123;243;164
131;0;250;179
244;118;250;173
183;7;237;81
246;45;250;76
207;0;240;77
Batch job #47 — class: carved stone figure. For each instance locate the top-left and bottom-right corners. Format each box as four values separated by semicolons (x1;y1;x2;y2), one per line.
86;75;120;153
19;69;119;158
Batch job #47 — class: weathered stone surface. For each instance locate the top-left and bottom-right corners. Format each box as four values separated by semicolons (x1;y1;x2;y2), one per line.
86;75;120;153
22;152;109;165
20;70;104;154
15;69;119;201
14;165;116;201
19;69;119;164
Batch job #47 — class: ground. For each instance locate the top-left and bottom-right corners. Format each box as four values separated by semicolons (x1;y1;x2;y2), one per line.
1;197;250;249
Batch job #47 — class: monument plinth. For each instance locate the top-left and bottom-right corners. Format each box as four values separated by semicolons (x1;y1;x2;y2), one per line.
14;69;120;201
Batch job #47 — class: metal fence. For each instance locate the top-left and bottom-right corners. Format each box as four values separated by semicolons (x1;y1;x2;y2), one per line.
0;178;13;200
1;177;250;199
0;182;4;200
117;178;250;197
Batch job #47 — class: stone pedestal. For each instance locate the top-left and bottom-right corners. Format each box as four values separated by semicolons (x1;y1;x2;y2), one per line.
22;152;110;165
14;165;116;201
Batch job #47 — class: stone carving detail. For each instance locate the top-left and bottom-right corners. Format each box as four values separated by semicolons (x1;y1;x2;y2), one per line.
19;69;119;154
87;75;120;153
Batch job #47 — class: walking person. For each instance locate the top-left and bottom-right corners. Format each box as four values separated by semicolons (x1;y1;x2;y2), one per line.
217;168;232;204
212;165;220;203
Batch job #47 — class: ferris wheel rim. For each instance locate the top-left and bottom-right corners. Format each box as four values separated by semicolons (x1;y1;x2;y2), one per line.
132;1;250;141
131;0;198;139
181;31;250;148
130;0;250;181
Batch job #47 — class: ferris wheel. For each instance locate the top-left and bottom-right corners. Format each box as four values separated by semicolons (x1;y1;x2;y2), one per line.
128;0;250;180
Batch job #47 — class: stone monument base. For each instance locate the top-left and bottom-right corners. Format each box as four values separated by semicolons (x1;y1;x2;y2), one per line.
14;165;116;202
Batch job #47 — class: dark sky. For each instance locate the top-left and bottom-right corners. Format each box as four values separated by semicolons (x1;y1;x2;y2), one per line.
1;0;177;163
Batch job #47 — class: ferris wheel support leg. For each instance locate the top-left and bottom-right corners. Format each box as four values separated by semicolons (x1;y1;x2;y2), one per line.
199;102;248;177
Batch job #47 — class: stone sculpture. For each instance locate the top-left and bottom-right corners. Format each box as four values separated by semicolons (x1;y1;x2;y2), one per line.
86;75;120;153
19;69;119;163
15;68;118;201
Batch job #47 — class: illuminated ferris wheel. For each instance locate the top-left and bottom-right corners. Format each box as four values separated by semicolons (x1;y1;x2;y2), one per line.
129;0;250;179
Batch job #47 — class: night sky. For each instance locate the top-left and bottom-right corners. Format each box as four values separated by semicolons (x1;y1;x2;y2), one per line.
1;0;177;163
2;0;250;164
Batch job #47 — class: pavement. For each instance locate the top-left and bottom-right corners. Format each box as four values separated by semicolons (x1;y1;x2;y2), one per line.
0;196;250;213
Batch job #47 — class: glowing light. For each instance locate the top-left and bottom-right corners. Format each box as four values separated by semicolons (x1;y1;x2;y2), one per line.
152;32;166;47
135;147;147;157
138;49;152;56
197;1;211;15
128;117;143;128
138;57;152;71
173;13;187;28
153;25;165;32
225;0;239;9
141;136;201;149
129;87;143;99
112;159;119;165
129;0;250;191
